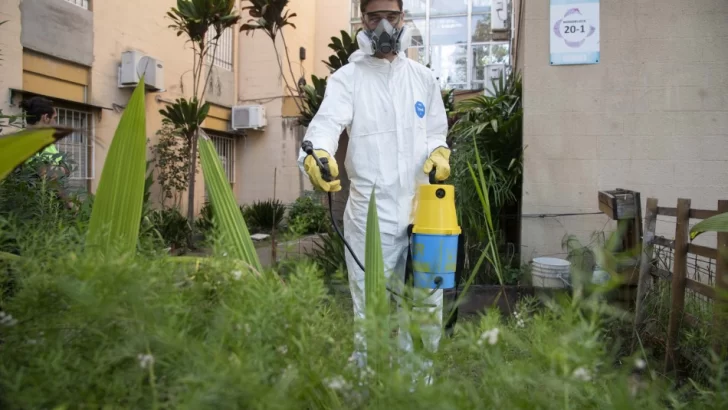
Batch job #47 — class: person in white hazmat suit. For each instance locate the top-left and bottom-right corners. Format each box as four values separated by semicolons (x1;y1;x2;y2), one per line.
297;0;451;383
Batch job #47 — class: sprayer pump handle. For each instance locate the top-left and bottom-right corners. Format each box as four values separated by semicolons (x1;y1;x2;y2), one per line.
301;140;333;182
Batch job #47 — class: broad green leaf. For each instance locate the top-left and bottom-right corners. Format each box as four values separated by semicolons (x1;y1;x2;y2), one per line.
690;212;728;240
364;187;388;376
365;187;386;316
0;127;73;181
87;79;148;255
198;130;262;272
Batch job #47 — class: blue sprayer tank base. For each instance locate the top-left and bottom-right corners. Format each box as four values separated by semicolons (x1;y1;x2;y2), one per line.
411;233;458;290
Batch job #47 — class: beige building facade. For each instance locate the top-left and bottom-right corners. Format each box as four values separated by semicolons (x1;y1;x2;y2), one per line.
1;0;243;215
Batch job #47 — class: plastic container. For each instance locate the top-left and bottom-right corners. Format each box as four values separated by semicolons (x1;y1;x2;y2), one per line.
530;257;571;289
411;233;458;290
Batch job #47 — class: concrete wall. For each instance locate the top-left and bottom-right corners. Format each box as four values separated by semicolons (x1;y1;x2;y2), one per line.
205;64;236;107
520;0;728;261
20;0;93;67
1;2;23;109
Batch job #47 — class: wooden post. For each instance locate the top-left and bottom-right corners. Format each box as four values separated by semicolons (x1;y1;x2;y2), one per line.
633;192;644;254
712;200;728;357
634;198;658;335
664;198;691;373
271;167;278;268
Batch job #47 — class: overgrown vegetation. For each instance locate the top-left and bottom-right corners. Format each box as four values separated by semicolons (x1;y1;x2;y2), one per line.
151;123;191;208
449;72;524;284
163;0;241;223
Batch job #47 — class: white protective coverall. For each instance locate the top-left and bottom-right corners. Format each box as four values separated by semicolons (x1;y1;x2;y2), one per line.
297;32;450;373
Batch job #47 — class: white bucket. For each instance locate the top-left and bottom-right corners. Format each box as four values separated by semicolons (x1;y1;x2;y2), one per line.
531;257;571;289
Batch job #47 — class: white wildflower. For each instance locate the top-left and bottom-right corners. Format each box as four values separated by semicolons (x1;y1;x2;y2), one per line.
277;345;288;355
0;311;17;327
477;328;500;346
325;375;348;390
634;358;646;370
516;318;525;328
572;367;592;382
231;270;243;280
137;353;155;369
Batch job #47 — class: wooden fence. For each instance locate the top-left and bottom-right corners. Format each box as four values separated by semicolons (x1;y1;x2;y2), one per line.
633;198;728;373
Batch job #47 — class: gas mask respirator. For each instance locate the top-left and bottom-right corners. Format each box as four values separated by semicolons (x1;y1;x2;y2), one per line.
366;19;407;55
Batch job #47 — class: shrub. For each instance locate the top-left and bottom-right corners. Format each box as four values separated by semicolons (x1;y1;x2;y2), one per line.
244;199;286;233
149;207;192;253
287;195;328;235
309;225;347;281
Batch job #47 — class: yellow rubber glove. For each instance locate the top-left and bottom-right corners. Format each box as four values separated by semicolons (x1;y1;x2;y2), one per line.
304;150;342;193
423;146;451;182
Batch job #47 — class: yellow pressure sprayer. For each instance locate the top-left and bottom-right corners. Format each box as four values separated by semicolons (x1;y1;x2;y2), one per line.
408;170;462;291
302;141;464;333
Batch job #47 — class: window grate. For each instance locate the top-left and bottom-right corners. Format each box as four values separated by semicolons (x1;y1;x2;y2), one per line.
63;0;90;10
209;132;236;184
54;107;94;186
206;26;234;71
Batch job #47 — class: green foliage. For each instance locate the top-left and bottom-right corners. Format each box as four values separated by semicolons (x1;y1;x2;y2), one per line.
87;79;147;256
299;75;328;128
690;211;728;240
449;71;523;283
287;195;328;234
310;227;347;280
159;97;210;141
323;29;361;73
167;0;241;43
0;227;721;408
239;0;297;40
0;127;73;180
0;153;76;223
151;123;191;207
149;207;193;253
198;131;262;271
164;0;240;224
244;199;287;232
195;200;216;237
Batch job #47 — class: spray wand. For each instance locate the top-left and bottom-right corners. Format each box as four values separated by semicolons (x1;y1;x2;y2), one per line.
301;141;440;308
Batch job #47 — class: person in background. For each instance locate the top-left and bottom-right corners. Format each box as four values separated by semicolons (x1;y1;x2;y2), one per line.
297;0;451;387
19;96;74;209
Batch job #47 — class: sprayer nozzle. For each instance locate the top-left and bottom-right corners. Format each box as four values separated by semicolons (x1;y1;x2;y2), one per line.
301;140;314;155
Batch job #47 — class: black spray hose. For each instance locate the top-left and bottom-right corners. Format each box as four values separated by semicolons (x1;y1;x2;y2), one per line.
302;141;440;308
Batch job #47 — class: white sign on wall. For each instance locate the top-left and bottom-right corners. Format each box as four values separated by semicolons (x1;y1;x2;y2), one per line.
550;0;600;65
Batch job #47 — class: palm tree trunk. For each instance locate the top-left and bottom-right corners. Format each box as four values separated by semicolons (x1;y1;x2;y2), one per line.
187;130;198;224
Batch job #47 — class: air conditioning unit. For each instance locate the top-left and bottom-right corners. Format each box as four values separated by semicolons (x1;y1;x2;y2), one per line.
118;50;165;91
232;105;267;130
484;64;507;96
491;0;509;32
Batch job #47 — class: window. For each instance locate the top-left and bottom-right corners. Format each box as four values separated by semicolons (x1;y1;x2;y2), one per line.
208;132;236;184
54;106;94;191
63;0;89;9
350;0;511;90
206;26;234;71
